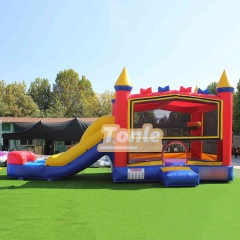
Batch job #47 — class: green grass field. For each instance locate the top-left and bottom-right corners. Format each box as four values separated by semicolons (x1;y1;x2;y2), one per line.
1;167;240;240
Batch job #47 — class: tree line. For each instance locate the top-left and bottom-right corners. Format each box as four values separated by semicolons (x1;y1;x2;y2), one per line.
0;69;114;118
1;69;239;135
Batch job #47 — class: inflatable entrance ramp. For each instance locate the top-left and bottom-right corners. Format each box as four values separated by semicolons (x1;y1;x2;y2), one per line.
159;166;199;187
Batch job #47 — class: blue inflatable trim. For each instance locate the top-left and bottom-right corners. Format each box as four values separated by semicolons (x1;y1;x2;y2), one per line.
197;88;209;94
158;86;170;92
159;168;200;187
114;85;133;91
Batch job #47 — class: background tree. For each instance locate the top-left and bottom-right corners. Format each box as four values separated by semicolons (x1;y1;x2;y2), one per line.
53;70;95;117
43;96;65;118
233;80;240;134
5;81;40;117
134;111;158;127
207;82;218;95
158;115;169;123
82;90;114;117
97;90;114;116
168;112;190;124
81;94;100;117
27;78;53;113
77;76;96;117
53;69;80;117
79;76;95;98
0;80;9;116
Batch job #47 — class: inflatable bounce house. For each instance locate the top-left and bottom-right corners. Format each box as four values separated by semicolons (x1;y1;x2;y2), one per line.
7;67;234;187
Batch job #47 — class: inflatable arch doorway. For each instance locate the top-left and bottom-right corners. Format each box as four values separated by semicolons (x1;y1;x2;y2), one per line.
162;141;188;167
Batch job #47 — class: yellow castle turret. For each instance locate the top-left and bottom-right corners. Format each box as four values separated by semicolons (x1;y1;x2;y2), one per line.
114;67;133;89
216;70;234;166
194;86;198;93
114;67;133;167
217;70;234;91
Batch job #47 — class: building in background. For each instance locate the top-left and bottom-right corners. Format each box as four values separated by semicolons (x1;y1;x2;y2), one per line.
1;117;96;155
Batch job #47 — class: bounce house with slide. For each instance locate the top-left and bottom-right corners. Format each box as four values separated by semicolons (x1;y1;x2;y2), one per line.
7;67;234;187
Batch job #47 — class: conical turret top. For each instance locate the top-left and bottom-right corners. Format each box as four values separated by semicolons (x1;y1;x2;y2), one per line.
217;70;234;93
194;86;198;93
114;67;133;91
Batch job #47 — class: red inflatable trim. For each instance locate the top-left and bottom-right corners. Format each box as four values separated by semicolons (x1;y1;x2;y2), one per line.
140;87;152;94
180;86;192;92
20;151;36;162
7;151;36;165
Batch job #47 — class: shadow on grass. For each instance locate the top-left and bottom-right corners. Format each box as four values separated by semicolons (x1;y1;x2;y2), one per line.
0;170;166;190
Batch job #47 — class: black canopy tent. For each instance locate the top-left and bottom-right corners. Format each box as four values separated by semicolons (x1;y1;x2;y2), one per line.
2;118;91;141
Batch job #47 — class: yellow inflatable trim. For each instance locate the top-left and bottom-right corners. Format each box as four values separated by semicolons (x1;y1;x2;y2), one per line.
161;167;191;172
80;115;115;143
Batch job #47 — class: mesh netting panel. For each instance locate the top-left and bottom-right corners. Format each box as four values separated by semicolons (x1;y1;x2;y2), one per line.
134;111;191;137
203;140;218;154
203;110;218;136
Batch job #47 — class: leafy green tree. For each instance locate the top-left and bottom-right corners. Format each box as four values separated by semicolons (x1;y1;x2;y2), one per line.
168;112;190;124
207;82;218;95
75;76;96;117
53;70;95;117
79;76;95;99
158;115;169;123
233;80;240;134
4;81;40;117
165;112;190;136
0;80;9;116
45;95;66;118
97;90;114;116
81;94;100;117
53;69;80;117
134;111;158;127
27;78;53;112
82;90;114;117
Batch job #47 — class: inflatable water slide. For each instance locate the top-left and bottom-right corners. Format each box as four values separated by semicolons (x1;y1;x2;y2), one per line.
7;116;114;180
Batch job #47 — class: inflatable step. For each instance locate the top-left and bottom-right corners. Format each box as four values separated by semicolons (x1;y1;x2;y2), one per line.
159;166;199;187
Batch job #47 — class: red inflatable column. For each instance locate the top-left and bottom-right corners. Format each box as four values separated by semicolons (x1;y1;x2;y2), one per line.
217;70;234;166
114;67;133;167
190;113;203;160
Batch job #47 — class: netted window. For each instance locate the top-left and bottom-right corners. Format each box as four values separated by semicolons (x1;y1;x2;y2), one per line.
131;97;220;140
